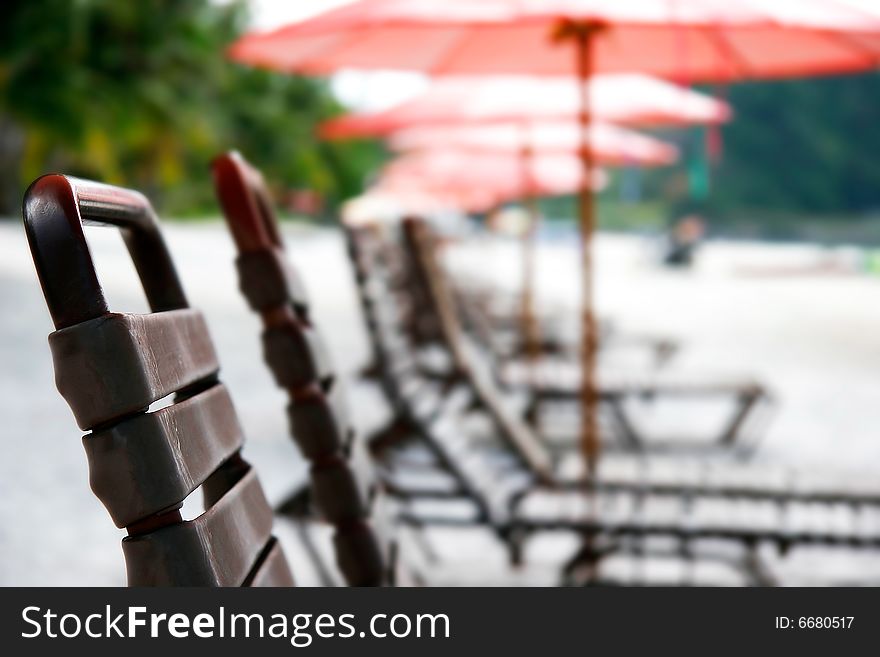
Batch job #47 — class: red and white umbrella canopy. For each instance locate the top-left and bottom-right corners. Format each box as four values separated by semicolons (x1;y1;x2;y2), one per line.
373;179;503;215
321;74;732;138
379;149;606;206
388;121;679;166
231;0;880;80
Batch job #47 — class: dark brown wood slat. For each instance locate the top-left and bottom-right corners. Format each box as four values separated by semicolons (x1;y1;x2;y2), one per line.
247;539;297;587
84;384;244;528
49;309;219;429
400;220;467;370
311;460;369;525
333;522;384;587
236;247;309;312
262;321;334;389
122;466;275;586
286;383;351;461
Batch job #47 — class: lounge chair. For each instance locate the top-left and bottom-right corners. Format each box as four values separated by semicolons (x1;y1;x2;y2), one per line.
398;217;774;454
22;174;293;586
346;217;880;586
211;152;407;586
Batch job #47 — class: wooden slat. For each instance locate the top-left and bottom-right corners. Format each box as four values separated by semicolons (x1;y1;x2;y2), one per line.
311;460;369;525
404;219;556;483
601;372;765;397
49;309;218;429
85;384;244;527
513;488;880;548
428;413;507;526
468;369;555;484
236;247;309;312
286;384;351;461
122;466;274;586
247;539;296;587
262;321;333;389
332;522;385;587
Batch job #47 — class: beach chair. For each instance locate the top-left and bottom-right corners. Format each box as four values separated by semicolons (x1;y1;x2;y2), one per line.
22;174;293;586
451;277;679;370
398;217;773;454
212;152;412;586
212;153;592;585
347;218;880;586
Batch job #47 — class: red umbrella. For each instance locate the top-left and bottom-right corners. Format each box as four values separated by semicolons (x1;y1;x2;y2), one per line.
322;74;693;355
388;121;679;164
321;73;732;139
320;74;704;367
231;1;880;80
384;121;678;357
230;0;880;472
379;148;607;208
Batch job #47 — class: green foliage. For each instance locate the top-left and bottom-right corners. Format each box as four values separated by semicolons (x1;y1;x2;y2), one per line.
0;0;383;217
710;73;880;217
589;73;880;241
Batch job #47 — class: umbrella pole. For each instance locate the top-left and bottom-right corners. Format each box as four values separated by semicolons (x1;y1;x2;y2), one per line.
522;193;541;360
576;27;600;475
520;145;542;367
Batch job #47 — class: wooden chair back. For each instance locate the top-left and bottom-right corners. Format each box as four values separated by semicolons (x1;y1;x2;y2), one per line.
23;174;294;586
400;218;556;483
212;152;386;585
346;220;554;529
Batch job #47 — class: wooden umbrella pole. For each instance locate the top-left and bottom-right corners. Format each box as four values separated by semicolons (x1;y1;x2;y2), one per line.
575;26;600;475
520;143;542;366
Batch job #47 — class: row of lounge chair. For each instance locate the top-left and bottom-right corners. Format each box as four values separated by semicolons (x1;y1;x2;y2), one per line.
19;151;880;586
346;215;880;585
438;241;774;453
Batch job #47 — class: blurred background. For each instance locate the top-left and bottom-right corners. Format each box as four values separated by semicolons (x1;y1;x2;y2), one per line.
3;0;880;238
2;0;880;585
